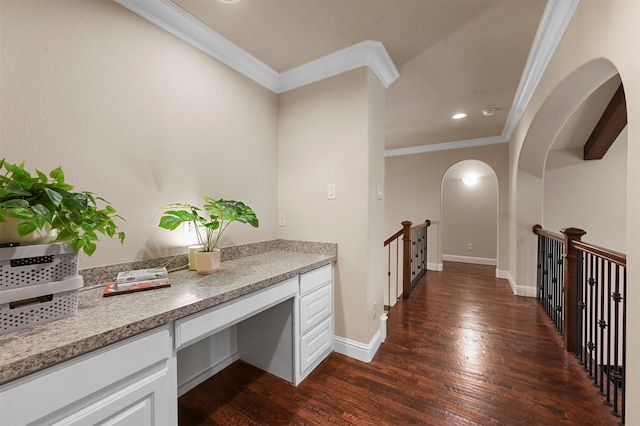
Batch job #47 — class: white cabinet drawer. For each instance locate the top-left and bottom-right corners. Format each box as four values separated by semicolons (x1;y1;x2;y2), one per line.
300;264;331;296
299;284;331;335
300;316;332;376
175;277;298;349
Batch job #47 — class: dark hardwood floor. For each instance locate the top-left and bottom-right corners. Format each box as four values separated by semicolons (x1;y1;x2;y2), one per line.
178;262;618;425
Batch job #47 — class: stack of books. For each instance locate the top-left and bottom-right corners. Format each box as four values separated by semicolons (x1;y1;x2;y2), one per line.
103;267;170;297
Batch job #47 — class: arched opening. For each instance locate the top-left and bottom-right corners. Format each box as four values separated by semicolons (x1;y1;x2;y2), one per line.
441;160;498;272
512;58;620;293
543;73;627;252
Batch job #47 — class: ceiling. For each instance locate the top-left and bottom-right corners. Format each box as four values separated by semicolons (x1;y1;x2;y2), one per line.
129;0;552;151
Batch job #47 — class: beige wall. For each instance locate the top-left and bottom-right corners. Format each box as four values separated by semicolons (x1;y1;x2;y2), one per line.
544;132;627;252
0;0;279;269
277;68;385;344
509;1;640;421
442;175;497;260
385;143;509;274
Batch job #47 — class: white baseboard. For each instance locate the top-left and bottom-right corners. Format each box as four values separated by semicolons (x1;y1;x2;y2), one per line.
427;262;443;271
515;285;538;298
501;271;537;298
442;254;497;266
177;353;239;397
334;314;387;363
496;269;510;279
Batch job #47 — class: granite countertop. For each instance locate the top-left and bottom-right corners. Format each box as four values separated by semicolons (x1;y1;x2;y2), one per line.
0;245;336;386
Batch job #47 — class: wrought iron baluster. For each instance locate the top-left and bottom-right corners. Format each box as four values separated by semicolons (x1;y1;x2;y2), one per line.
611;264;621;418
597;257;606;394
587;253;595;379
621;268;626;424
576;250;584;361
578;251;587;365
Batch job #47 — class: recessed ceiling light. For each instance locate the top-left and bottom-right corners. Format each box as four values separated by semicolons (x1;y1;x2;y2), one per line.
451;113;467;120
217;0;240;3
462;174;479;187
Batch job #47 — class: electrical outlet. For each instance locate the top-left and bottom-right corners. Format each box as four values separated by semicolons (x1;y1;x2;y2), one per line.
183;221;194;239
467;243;473;250
372;301;377;320
278;212;286;227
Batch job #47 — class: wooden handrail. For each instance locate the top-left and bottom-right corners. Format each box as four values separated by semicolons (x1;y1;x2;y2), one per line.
384;229;404;247
384;220;430;246
532;224;563;242
410;219;431;231
572;240;626;267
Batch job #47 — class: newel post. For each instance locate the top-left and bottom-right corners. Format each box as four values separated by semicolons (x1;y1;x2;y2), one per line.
561;227;586;353
402;221;412;299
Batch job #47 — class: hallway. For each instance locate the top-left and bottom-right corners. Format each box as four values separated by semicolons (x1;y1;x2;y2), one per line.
179;262;617;425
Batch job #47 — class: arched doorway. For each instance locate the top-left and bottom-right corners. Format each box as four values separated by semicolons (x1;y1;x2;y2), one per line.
441;160;498;272
512;58;620;293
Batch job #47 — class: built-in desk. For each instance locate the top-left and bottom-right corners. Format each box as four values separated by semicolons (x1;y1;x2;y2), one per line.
0;244;335;425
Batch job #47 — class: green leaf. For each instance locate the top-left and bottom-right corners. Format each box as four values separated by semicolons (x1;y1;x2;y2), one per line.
7;208;33;219
49;166;65;183
159;214;188;230
5;180;31;196
44;188;63;207
0;199;29;209
36;169;48;182
17;221;37;237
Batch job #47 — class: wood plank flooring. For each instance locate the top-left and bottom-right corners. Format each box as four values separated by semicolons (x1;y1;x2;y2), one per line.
178;262;618;425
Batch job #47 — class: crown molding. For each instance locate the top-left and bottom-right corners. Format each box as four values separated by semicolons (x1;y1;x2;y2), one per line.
502;0;581;140
278;41;399;93
114;0;579;155
114;1;398;93
386;0;580;158
114;0;280;91
385;136;507;158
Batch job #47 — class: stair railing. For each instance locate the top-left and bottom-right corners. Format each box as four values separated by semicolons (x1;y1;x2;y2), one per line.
533;224;626;424
384;220;430;310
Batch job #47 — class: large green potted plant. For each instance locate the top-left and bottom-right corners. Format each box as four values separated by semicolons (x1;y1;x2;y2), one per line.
0;159;125;256
159;196;259;274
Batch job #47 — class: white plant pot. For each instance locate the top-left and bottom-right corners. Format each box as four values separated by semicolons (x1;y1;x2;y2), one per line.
195;249;221;275
0;217;58;245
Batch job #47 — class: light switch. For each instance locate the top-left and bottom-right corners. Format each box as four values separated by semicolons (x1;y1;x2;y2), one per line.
327;184;336;200
377;183;383;200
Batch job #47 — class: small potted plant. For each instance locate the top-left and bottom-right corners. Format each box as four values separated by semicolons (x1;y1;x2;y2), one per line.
0;159;126;256
159;196;259;274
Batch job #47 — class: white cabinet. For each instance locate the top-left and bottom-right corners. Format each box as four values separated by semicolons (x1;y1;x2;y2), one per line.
297;264;333;382
0;326;176;426
0;262;334;425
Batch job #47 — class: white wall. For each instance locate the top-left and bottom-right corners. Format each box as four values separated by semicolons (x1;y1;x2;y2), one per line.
277;68;385;345
442;174;497;261
0;0;279;268
544;131;627;252
385;143;508;273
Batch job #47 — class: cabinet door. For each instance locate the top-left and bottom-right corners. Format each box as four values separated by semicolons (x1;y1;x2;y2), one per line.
0;326;175;426
300;316;332;377
52;363;173;426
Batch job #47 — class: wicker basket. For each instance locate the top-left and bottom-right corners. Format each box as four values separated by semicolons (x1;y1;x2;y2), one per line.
0;243;83;334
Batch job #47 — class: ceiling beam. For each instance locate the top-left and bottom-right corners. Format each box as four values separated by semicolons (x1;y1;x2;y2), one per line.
584;83;627;160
